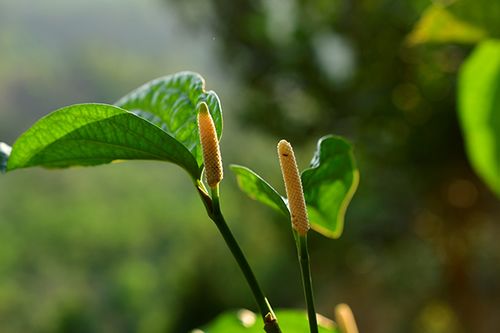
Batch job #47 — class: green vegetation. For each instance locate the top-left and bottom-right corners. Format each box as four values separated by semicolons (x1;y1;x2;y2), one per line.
200;309;338;332
2;71;359;332
232;136;358;239
408;2;500;197
458;41;500;196
1;0;500;332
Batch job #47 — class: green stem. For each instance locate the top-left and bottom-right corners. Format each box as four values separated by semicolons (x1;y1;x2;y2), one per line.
297;234;318;333
209;185;281;333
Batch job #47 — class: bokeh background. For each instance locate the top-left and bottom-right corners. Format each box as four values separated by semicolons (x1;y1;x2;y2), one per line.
0;0;499;332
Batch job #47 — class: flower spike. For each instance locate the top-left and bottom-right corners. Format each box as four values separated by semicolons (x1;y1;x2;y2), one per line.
277;140;310;235
335;303;359;333
198;102;223;187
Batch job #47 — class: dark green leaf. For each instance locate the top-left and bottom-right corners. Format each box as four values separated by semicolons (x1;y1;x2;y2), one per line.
0;142;11;174
6;103;199;178
115;71;223;170
458;40;500;197
301;136;359;239
197;309;339;333
230;165;289;217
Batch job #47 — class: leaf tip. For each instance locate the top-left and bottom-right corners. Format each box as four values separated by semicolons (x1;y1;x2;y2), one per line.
228;164;246;175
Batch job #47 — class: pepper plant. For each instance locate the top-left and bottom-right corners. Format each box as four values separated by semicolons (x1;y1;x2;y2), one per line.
0;71;359;333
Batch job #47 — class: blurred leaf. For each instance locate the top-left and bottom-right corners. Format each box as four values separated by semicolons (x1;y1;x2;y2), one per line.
0;142;11;174
197;309;339;333
301;136;359;239
458;40;500;197
6;103;199;178
406;4;487;46
230;165;289;217
448;0;500;39
231;136;359;239
115;71;223;169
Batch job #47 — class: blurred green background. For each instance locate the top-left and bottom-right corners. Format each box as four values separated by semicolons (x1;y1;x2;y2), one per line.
0;0;499;332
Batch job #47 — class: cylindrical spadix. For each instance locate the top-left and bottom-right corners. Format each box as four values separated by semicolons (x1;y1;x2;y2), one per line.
277;140;310;236
198;102;223;188
335;303;359;333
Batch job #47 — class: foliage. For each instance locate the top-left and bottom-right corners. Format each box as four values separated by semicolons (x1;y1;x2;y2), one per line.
115;72;223;170
407;2;500;197
458;40;500;196
446;0;500;39
406;4;487;45
231;136;359;238
2;71;359;332
198;309;339;333
3;0;500;332
4;72;223;181
162;1;500;331
5;103;199;178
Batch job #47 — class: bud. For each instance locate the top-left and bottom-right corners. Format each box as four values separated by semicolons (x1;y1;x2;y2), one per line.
334;303;359;333
277;140;310;235
198;102;223;187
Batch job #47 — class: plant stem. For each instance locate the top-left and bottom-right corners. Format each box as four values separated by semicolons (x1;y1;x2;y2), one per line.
209;185;281;333
297;234;318;333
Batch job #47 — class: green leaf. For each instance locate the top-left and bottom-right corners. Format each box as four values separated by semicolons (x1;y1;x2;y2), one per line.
447;0;500;39
6;103;199;178
196;309;339;333
231;136;359;239
230;165;289;217
301;136;359;239
406;4;487;46
458;40;500;197
0;142;11;174
115;71;223;170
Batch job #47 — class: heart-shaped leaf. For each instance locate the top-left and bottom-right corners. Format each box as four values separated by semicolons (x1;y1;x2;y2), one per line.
6;103;199;178
231;136;359;239
301;136;359;239
0;142;11;174
115;71;223;171
458;40;500;197
195;309;339;333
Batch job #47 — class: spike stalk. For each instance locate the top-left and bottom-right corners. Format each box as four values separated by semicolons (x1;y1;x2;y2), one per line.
277;139;317;333
297;234;318;333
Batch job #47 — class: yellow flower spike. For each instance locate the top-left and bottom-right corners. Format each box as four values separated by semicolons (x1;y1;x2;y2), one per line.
277;140;310;236
198;102;223;188
335;303;359;333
